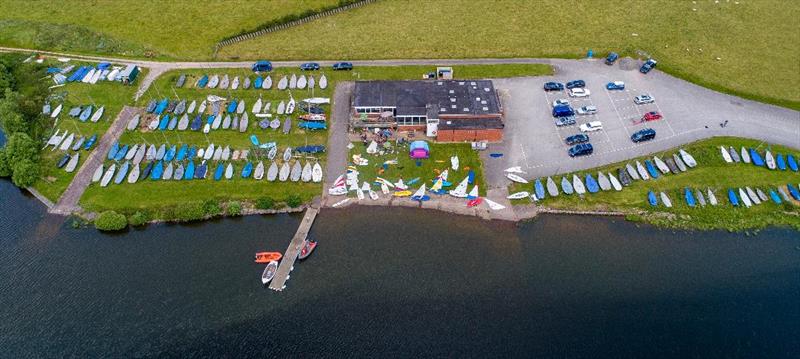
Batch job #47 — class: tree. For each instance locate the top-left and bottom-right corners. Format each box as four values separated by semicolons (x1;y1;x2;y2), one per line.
11;159;38;187
5;132;39;164
0;149;11;177
0;63;13;93
1;112;28;134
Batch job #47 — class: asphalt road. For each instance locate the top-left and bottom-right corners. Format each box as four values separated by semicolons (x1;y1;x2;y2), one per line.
485;58;799;189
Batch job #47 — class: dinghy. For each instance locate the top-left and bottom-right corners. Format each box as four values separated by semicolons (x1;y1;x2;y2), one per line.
679;149;696;168
243;77;251;89
92;164;104;183
756;188;768;202
278;76;288;90
164;162;176;180
266;162;279;182
572;175;586;194
561;177;574;194
665;157;679;174
728;146;740;162
298;241;317;260
608;172;622;191
508;191;530;200
644;160;659;179
203;144;215;160
239;112;249;132
749;148;764;166
254;76;263;89
728;189;739;206
290;161;302;182
283;147;293;161
778;187;791;202
156;144;167;160
267;146;277;160
411;184;429;201
534;178;545;199
449;177;469;197
212;146;222;161
167;115;177;130
254;161;265;180
222;114;231;130
597;172;611;191
626;163;640;180
286;98;296;114
506;173;528;183
647;191;657;206
100;164;116;187
319;74;328;89
585;174;599;193
746;187;760;205
65;152;80;172
660;192;672;208
263;75;272;89
739;188;752;207
261;261;278;285
50;104;62;118
213;163;224;181
225;163;234;180
127;164;141;183
787;154;798;172
71;136;84;152
114;144;129;161
79;106;93;121
253;98;263;113
696;189;706;206
59;133;74;151
222;146;231;160
289;74;297;89
673;153;687;172
776;153;786;171
198;100;207;114
789;184;800;201
298;75;307;89
636;161;649;180
707;188;718;206
308;75;315;89
484;198;505;210
277;101;285;115
312;162;323;183
177;114;189;130
765;150;776;169
769;189;782;204
301;162;312;182
208;74;219;88
740;147;751;163
127;114;140;131
653;156;670;174
546;177;559;197
279;162;290;181
83;134;97;151
720;146;732;163
241;162;254;178
184;161;194;180
231;76;240;90
237;99;245;114
174;100;186;115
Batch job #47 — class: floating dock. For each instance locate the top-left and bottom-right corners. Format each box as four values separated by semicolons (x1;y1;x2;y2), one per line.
269;207;318;291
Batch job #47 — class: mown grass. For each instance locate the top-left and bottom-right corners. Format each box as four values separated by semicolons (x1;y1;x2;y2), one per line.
32;64;145;202
219;0;800;109
347;141;485;197
79;64;544;219
0;0;338;59
510;137;800;231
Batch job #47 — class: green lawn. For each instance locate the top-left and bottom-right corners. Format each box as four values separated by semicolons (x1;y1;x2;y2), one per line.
32;65;145;202
0;0;337;59
218;0;800;109
510;137;800;231
348;141;485;197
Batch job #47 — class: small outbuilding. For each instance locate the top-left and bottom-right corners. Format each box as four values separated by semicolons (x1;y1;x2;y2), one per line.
117;64;140;85
409;140;430;159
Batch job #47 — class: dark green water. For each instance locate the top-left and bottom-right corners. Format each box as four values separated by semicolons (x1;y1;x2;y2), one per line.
0;176;798;357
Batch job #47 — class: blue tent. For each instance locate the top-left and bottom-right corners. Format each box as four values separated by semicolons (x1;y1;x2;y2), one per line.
409;140;430;159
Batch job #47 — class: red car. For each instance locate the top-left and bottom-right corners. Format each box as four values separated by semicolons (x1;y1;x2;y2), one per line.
642;111;663;121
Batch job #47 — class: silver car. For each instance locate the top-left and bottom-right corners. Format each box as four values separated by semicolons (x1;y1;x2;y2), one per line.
577;105;598;115
634;94;655;104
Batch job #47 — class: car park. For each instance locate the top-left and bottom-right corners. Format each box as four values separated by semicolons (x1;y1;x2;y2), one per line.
634;94;655;104
566;80;585;89
580;121;603;132
555;116;577;126
568;88;591;97
300;62;320;71
576;105;597;115
565;133;590;145
332;62;353;70
552;99;570;107
640;59;657;74
605;52;619;65
631;128;657;142
606;81;625;90
552;104;575;117
568;143;594;157
544;82;564;91
642;111;662;121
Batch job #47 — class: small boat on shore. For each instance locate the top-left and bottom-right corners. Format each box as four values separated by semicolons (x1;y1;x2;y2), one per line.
261;261;278;285
647;191;657;206
636;161;649;180
727;188;739;206
298;241;317;260
561;177;573;194
546;177;558;197
728;146;740;162
255;252;282;263
679;149;696;168
572;174;586;195
673;154;687;172
653;156;670;174
720;146;732;163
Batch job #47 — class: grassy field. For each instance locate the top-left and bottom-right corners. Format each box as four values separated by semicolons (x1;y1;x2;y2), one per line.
79;64;547;219
0;0;337;59
510;137;800;231
218;0;800;109
348;141;485;198
32;65;145;202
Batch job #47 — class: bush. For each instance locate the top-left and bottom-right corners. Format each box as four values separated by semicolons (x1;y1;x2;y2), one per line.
129;211;149;227
173;203;206;222
11;158;38;187
285;194;303;208
255;197;274;210
95;211;128;231
227;201;242;216
202;199;221;217
0;149;10;177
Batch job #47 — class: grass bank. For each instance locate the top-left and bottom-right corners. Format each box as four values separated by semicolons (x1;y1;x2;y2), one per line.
348;141;485;197
219;0;799;110
510;137;800;231
32;65;146;202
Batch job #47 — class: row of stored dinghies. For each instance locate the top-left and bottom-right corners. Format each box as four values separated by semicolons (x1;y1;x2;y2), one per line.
44;129;98;172
92;158;323;187
103;141;319;165
719;145;799;172
506;149;698;200
49;103;105;122
647;184;800;208
187;73;328;91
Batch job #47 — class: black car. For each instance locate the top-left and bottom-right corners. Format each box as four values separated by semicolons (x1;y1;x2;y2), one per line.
544;82;564;91
605;52;619;65
554;116;577;127
631;128;656;143
332;62;353;70
566;80;585;89
565;133;589;145
568;143;593;157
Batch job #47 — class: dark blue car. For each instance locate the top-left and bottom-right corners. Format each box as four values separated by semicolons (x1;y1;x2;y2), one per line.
605;52;619;65
566;80;585;89
631;128;656;143
251;60;272;72
300;62;320;71
544;82;564;91
640;59;657;74
565;133;589;145
332;62;353;70
569;143;593;157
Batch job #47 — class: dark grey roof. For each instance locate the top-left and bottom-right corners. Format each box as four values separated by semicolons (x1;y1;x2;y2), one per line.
353;80;501;117
438;118;504;130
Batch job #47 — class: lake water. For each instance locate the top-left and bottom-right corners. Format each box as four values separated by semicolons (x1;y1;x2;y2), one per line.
0;175;798;357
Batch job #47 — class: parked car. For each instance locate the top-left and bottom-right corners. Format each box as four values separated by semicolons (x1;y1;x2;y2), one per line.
642;111;662;121
631;128;656;142
300;62;320;71
544;82;564;91
565;133;590;145
605;52;619;65
569;143;594;157
580;121;603;132
576;105;598;115
332;62;353;70
555;116;577;127
566;80;585;89
640;59;657;74
568;88;591;97
552;104;575;117
552;99;570;107
251;60;272;72
606;81;625;90
634;94;655;104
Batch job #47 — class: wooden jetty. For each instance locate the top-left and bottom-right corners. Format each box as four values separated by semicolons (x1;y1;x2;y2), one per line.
269;207;318;291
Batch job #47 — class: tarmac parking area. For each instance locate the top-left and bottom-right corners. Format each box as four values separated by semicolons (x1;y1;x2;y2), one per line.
484;58;800;188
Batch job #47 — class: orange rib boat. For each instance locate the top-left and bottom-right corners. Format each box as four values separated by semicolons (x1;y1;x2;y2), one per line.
254;252;283;263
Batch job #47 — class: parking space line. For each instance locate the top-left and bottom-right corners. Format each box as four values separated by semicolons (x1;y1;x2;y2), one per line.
651;98;676;137
604;88;631;137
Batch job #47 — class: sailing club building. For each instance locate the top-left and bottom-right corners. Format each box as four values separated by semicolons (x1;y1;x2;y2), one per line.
351;80;504;142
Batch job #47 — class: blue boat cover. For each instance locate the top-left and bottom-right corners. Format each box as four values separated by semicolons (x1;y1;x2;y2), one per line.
114;145;129;161
684;188;696;207
155;99;169;114
176;144;188;161
151;161;164;180
107;142;119;160
787;154;799;172
788;184;800;200
585;174;599;193
227;100;237;114
647;191;657;206
749;148;765;166
645;160;659;179
214;163;224;181
241;162;253;178
534;179;545;199
769;189;782;204
298;121;326;130
164;145;176;162
84;134;97;150
727;189;739;206
295;145;326;153
184;161;195;180
776;154;786;171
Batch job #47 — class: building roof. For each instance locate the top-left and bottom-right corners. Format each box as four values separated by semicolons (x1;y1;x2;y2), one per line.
438;118;504;130
353;80;501;118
